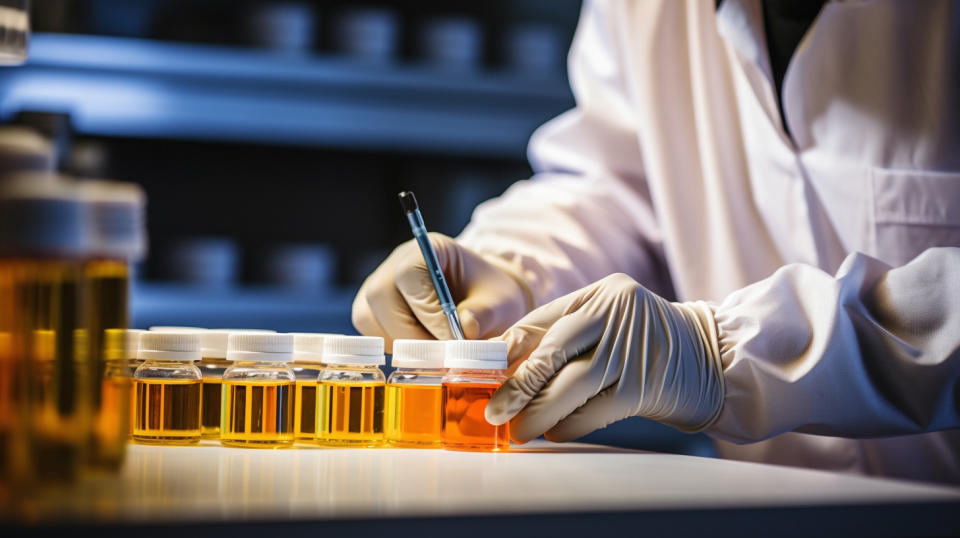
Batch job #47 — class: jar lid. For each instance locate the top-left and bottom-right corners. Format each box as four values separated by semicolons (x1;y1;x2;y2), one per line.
292;333;338;363
201;328;275;359
391;339;445;369
444;340;507;370
103;328;145;361
226;332;294;362
322;335;384;366
138;331;202;361
77;180;147;262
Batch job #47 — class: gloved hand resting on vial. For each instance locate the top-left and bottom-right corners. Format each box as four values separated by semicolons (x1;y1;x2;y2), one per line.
485;273;725;443
352;232;531;351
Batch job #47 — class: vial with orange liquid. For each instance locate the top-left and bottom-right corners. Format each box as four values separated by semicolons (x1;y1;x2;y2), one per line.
316;335;385;447
95;329;137;464
441;340;509;452
386;339;445;448
133;331;202;445
220;332;295;448
291;333;332;442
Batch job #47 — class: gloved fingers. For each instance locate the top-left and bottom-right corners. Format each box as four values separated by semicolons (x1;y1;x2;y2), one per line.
457;291;525;340
351;292;387;338
486;309;605;426
494;281;603;368
543;385;634;442
392;236;462;340
506;353;611;443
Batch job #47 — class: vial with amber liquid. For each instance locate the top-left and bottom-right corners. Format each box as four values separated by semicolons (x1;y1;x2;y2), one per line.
442;340;509;452
386;339;445;448
198;329;275;439
220;332;295;448
316;335;385;447
133;331;202;445
291;333;334;442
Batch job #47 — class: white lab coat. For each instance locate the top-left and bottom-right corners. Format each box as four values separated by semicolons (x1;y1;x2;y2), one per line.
458;0;960;483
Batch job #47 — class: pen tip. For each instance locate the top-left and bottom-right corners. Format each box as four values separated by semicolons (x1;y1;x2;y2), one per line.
398;191;418;213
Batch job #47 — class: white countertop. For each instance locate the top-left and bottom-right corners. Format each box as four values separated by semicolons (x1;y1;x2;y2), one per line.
22;440;960;525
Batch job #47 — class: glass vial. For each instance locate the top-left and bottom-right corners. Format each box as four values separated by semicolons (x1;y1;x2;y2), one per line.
291;333;334;442
133;331;202;445
442;340;509;452
96;329;137;461
220;332;295;448
316;335;385;447
386;339;445;448
197;329;275;439
79;180;145;471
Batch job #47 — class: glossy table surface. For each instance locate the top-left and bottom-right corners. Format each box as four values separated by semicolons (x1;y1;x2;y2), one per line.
19;440;960;526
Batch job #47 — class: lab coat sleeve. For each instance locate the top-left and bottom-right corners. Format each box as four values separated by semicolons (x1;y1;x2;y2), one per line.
457;0;674;306
709;248;960;443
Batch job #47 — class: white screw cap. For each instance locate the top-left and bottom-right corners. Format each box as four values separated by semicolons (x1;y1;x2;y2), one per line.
391;339;446;369
227;332;294;362
322;335;384;366
201;329;275;359
293;333;338;363
444;340;507;370
138;331;202;361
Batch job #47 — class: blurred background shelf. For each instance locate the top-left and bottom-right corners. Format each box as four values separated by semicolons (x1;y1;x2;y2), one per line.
0;33;574;158
131;281;358;334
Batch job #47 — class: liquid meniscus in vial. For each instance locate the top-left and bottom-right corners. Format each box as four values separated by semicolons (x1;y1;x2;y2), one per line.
133;379;201;444
220;381;294;447
294;380;317;440
442;383;509;452
386;384;442;448
317;381;384;447
200;379;222;438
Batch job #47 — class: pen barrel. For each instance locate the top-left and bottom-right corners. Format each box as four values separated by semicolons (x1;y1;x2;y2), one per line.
405;210;464;339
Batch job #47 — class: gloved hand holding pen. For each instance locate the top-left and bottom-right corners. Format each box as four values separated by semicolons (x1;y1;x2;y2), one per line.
352;232;530;351
485;273;725;443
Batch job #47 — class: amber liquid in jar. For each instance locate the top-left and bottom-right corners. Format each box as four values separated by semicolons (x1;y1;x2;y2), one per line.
295;380;317;440
442;383;509;452
386;384;443;448
317;381;384;447
132;379;201;444
220;381;294;447
85;259;130;470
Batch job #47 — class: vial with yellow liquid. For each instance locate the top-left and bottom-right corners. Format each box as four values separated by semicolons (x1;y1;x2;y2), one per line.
316;335;385;447
79;180;145;470
441;340;509;452
220;332;295;448
133;331;202;445
94;329;138;465
386;339;445;448
197;329;276;439
291;333;333;442
6;178;93;484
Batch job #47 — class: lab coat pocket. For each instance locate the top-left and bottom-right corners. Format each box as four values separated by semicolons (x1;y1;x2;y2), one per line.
872;168;960;267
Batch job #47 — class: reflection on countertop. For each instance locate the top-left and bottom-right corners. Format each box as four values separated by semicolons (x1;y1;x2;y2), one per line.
11;440;960;525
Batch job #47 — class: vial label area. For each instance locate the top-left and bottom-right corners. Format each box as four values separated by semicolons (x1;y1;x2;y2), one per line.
133;379;201;444
442;383;509;452
317;382;384;447
294;381;317;440
386;384;442;448
220;381;294;447
200;380;222;438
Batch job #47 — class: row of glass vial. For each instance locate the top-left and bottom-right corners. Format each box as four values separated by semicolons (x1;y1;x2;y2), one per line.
129;330;509;451
0;173;146;494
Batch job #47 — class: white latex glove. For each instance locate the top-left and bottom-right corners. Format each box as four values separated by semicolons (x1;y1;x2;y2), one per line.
352;232;531;352
485;273;724;443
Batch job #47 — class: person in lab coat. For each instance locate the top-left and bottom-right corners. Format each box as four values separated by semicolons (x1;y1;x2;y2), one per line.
353;0;960;483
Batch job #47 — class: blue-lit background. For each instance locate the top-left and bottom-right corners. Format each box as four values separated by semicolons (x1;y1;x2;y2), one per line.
2;0;714;456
